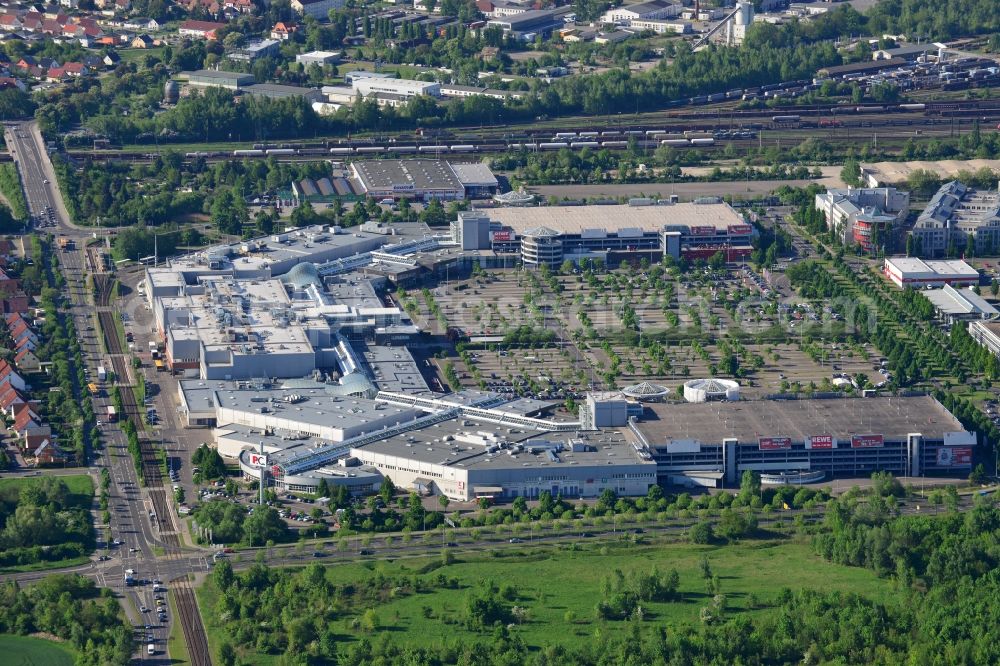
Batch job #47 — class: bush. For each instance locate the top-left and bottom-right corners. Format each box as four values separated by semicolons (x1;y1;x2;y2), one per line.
689;521;715;544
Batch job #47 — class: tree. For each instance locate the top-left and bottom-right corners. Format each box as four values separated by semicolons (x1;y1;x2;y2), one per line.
841;158;861;186
438;495;450;511
689;521;714;544
379;476;396;504
969;463;986;485
738;470;760;504
218;642;237;666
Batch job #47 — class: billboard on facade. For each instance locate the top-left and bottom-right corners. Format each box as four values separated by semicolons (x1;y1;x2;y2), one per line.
936;447;972;467
492;230;514;242
727;224;753;235
689;226;716;236
247;453;269;468
851;434;884;449
759;437;791;450
808;435;835;449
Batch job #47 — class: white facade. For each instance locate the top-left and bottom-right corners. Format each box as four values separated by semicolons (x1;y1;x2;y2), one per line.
353;78;441;98
601;0;680;23
628;19;690;34
882;257;980;289
351;445;656;502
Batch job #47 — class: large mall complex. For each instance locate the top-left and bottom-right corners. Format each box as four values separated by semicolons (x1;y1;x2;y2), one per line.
145;206;977;500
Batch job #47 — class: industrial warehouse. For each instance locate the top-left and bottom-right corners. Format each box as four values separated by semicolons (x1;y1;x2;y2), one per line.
291;160;499;203
142;220;978;500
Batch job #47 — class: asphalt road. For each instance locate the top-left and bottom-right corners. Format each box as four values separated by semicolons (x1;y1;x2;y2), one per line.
4;121;205;663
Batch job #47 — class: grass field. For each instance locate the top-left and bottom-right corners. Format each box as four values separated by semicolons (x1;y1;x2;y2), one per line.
0;634;76;666
0;475;94;506
198;536;896;662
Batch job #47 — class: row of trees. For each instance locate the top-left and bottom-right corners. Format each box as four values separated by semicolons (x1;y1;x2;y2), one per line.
28;237;95;464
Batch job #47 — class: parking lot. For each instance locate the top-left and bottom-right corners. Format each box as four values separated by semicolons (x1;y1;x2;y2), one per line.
408;262;889;400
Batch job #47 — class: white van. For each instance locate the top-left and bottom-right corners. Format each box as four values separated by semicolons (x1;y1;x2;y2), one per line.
147;643;155;655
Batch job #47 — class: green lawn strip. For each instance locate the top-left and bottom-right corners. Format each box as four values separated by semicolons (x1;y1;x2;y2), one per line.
197;537;895;661
166;588;190;666
0;555;90;575
0;634;76;666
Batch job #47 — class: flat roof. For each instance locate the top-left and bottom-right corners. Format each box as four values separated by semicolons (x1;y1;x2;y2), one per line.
633;395;965;445
213;384;417;432
243;83;320;97
450;162;498;187
819;57;906;76
184;69;254;82
355;418;651;471
356;342;430;394
353;160;464;193
884;257;979;278
485;202;745;236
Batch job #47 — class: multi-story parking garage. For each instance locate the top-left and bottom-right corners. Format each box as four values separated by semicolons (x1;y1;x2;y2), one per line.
631;395;975;487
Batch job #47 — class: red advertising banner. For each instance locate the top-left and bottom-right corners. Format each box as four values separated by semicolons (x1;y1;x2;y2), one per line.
936;447;973;467
809;435;834;449
759;437;791;450
727;224;753;235
689;226;717;236
851;434;884;449
492;231;514;242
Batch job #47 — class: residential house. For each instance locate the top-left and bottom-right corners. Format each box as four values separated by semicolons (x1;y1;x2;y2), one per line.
9;324;38;352
178;19;226;40
0;77;26;91
225;0;254;14
14;347;39;372
124;17;159;31
0;386;27;415
103;51;121;67
131;33;154;48
22;423;51;450
32;439;64;465
270;21;296;41
0;15;23;31
0;361;25;391
12;402;40;435
185;0;221;14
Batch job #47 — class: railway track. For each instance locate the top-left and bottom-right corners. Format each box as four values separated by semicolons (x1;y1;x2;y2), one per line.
173;576;212;666
65;113;1000;165
95;271;210;663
